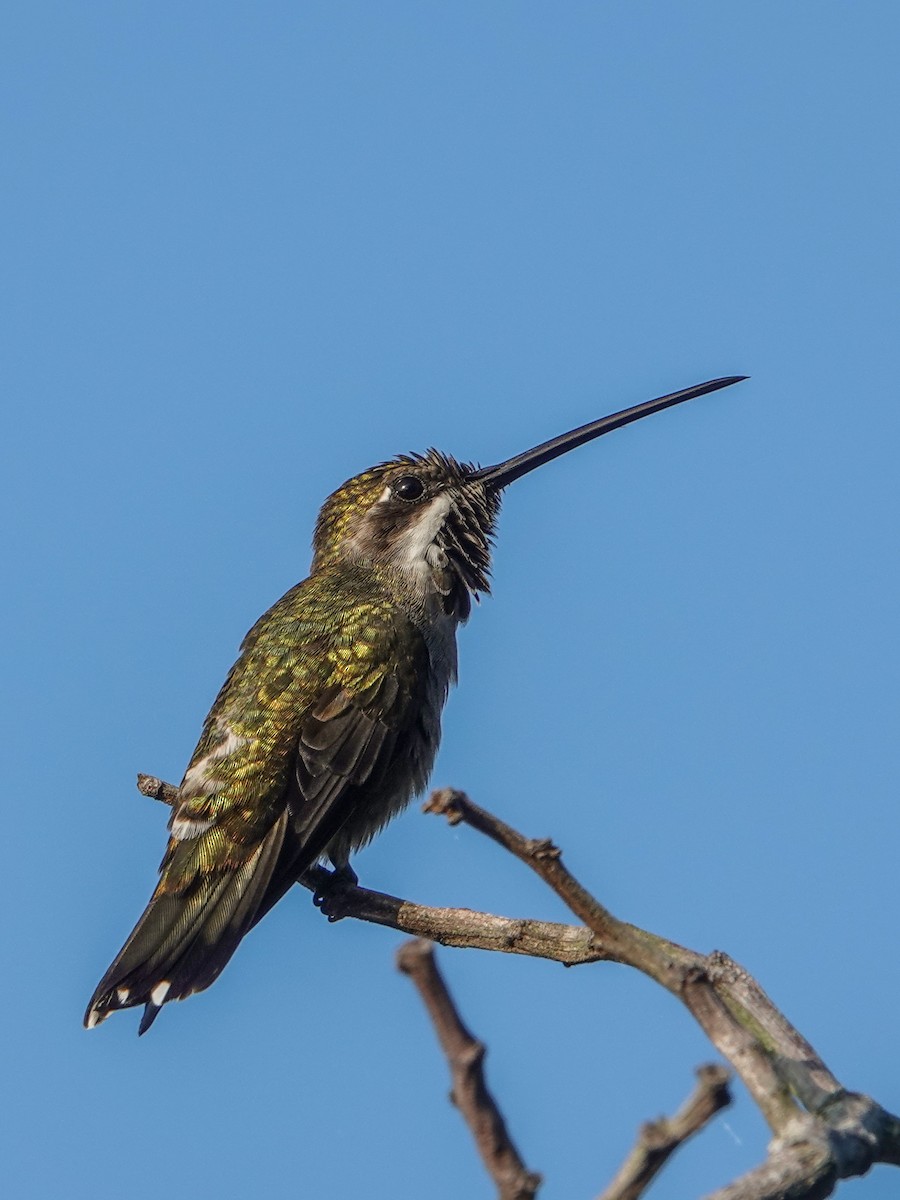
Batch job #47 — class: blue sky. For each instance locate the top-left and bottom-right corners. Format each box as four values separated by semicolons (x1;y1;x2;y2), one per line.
3;4;899;1197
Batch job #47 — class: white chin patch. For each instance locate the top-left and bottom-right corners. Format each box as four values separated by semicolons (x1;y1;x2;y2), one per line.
394;494;451;572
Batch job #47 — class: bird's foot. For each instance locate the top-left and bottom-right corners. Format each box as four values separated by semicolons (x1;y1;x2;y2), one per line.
310;864;359;922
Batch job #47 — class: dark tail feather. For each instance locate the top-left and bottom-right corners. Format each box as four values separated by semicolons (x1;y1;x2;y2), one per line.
85;811;288;1033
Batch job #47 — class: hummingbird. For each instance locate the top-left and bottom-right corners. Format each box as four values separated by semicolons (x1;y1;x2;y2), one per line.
85;375;745;1034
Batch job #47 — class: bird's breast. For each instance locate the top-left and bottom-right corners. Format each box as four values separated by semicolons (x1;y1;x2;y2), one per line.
324;607;459;866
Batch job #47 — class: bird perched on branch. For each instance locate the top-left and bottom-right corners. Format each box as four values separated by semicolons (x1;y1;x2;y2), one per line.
85;375;745;1033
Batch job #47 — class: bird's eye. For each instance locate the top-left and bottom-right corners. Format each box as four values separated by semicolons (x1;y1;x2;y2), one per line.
392;474;426;502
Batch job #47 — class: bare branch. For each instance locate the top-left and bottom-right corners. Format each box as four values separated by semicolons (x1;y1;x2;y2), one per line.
422;788;900;1195
397;939;541;1200
424;788;797;1134
706;953;842;1106
301;864;614;964
598;1064;732;1200
136;774;900;1196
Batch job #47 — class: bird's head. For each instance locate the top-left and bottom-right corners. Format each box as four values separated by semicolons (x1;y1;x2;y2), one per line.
312;451;498;619
312;376;747;619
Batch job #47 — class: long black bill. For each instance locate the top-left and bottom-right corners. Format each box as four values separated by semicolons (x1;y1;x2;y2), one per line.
471;376;748;489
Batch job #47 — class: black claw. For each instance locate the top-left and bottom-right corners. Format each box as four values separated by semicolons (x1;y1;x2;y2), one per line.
311;865;359;921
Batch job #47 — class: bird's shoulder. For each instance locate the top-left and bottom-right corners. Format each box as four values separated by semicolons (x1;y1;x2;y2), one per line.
178;569;428;808
236;566;430;703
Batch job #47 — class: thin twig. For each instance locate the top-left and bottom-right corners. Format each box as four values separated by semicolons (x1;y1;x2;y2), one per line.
598;1064;732;1200
424;788;797;1134
136;773;178;803
302;863;616;964
397;939;541;1200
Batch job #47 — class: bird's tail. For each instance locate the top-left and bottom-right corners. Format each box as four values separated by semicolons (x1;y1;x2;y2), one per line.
84;810;289;1034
